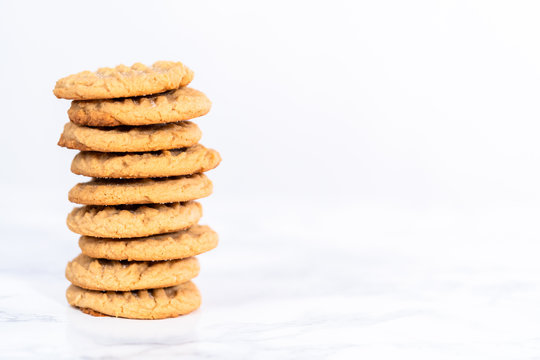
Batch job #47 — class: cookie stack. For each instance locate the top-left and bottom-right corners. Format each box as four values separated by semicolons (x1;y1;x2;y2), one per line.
54;61;221;319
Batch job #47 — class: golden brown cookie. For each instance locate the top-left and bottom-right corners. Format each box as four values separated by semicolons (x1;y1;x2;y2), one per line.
71;145;221;179
68;88;211;126
66;281;201;319
79;225;218;261
53;61;193;100
65;254;199;291
58;121;201;152
66;201;202;238
68;174;212;205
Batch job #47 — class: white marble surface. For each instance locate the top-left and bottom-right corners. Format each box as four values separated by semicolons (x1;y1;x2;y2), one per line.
2;199;540;359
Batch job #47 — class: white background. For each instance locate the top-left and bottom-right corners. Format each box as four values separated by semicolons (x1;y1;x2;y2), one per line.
2;1;540;358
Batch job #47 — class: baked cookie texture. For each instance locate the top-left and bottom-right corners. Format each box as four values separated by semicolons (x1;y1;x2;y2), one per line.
66;281;201;319
58;121;202;152
68;87;211;126
65;254;199;291
68;174;212;205
56;60;220;319
71;144;221;178
53;61;193;100
66;201;202;238
79;225;218;261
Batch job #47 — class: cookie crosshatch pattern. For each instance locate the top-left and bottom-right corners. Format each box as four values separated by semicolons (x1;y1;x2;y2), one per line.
67;87;211;126
54;61;194;100
70;144;221;178
68;174;213;205
59;121;203;152
65;255;200;291
78;225;219;261
55;61;221;319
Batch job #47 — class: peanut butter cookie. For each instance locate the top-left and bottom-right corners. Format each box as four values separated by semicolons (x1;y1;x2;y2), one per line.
71;144;221;179
79;225;218;261
58;121;201;152
68;174;212;205
53;61;193;100
66;254;199;291
66;201;202;238
68;87;211;126
66;281;201;319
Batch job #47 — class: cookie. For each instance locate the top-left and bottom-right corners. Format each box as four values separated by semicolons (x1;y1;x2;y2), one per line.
58;121;201;152
68;88;211;127
68;174;212;205
65;254;199;291
79;225;218;261
71;144;221;179
66;201;202;238
53;61;193;100
66;281;201;319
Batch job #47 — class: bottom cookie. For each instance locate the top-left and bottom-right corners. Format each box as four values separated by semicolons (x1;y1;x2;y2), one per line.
66;281;201;319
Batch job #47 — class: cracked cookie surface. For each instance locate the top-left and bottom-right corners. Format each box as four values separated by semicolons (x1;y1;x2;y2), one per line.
66;281;201;319
69;174;212;205
66;201;202;238
79;225;218;261
58;121;201;152
66;254;199;291
68;87;211;126
54;61;193;100
71;144;221;178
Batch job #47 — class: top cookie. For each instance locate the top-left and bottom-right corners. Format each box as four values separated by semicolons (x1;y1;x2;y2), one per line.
53;61;193;100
